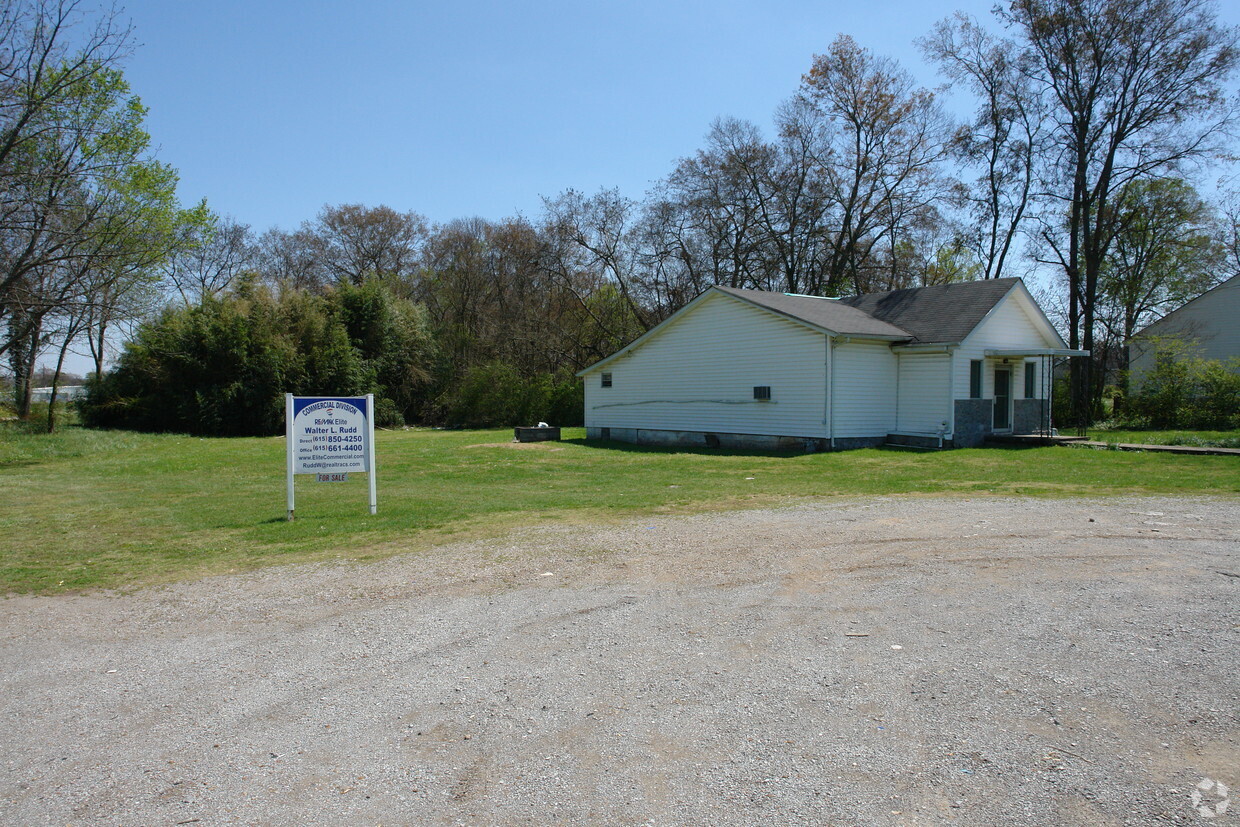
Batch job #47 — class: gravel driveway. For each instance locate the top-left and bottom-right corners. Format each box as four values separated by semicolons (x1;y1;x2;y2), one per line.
1;496;1237;826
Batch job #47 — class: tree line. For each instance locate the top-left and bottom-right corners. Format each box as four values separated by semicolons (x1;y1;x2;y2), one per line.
5;0;1239;434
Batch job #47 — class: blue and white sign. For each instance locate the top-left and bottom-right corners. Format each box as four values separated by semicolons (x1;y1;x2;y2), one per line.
291;396;369;473
285;394;377;518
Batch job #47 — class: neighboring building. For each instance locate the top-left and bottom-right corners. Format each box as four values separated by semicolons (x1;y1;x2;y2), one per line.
577;278;1087;450
30;385;87;403
1128;274;1240;389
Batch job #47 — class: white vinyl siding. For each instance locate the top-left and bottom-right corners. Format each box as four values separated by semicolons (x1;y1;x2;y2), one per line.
954;289;1058;400
831;342;897;437
581;281;1068;444
895;353;950;434
582;293;827;437
1130;275;1240;386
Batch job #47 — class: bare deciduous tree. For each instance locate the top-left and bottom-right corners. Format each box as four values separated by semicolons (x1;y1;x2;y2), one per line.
162;216;255;307
659;117;774;293
256;226;325;293
922;13;1045;280
310;203;427;289
799;34;953;295
1004;0;1239;420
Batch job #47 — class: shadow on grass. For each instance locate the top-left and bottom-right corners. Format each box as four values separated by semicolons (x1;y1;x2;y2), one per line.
561;437;808;459
562;437;955;459
976;442;1056;451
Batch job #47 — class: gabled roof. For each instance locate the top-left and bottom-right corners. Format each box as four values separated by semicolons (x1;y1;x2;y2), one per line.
713;286;912;339
577;277;1046;376
836;277;1022;344
1131;273;1239;339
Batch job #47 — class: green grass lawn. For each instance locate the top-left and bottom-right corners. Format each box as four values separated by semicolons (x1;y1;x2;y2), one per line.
2;424;1238;594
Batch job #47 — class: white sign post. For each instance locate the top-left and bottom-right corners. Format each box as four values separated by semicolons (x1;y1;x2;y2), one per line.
285;394;377;520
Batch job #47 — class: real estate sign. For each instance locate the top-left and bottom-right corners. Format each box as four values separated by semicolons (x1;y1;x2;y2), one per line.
285;394;377;519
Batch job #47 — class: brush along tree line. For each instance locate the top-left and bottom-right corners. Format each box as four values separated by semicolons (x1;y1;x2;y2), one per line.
5;0;1240;435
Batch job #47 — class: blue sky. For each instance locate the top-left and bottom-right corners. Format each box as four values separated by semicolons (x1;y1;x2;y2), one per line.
45;0;1237;377
118;0;1022;232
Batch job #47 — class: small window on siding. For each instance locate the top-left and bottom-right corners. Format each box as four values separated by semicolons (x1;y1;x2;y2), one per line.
753;386;771;401
601;372;612;388
1024;362;1036;398
969;360;983;399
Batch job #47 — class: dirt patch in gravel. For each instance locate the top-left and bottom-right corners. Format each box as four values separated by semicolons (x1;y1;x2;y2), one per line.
1;496;1237;826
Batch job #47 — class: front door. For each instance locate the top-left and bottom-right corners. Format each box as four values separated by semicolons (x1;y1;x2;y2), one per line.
994;367;1012;431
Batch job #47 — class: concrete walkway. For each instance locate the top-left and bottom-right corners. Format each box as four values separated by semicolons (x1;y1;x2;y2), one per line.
1070;440;1240;456
987;434;1240;456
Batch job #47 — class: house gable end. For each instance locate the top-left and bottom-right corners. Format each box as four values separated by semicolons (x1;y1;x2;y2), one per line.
577;288;832;378
961;281;1067;352
582;289;831;439
1129;274;1240;375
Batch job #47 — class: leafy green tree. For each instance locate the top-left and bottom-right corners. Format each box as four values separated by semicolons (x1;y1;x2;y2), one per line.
440;362;584;428
2;60;199;417
82;280;441;435
331;280;436;424
1;1;135;332
1099;178;1220;398
1127;336;1240;429
83;285;369;435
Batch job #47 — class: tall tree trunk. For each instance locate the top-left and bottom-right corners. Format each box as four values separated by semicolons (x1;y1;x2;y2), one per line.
47;353;64;433
8;312;39;420
91;319;107;380
46;326;78;434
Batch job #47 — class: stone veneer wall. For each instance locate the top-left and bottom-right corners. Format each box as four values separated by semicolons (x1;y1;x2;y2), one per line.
1012;399;1047;435
953;399;993;447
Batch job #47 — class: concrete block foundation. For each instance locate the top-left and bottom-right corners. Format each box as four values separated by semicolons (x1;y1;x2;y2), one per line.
587;427;889;452
588;399;1051;452
886;433;947;450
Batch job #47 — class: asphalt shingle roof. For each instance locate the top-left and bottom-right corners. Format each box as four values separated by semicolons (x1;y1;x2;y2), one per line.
578;278;1032;376
837;277;1021;344
716;278;1021;344
713;286;912;339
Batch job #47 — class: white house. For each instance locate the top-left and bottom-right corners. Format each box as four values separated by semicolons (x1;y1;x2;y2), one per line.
30;385;87;403
1128;274;1240;388
577;278;1086;450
